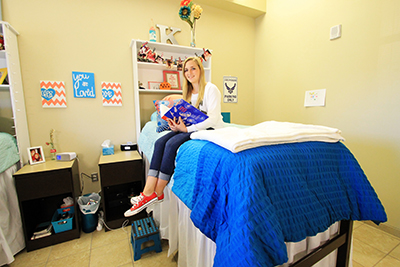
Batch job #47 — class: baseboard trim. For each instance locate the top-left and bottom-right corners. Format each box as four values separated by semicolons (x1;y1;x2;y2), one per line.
364;221;400;239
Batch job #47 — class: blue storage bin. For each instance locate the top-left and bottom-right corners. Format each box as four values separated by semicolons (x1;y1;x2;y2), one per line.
51;206;74;233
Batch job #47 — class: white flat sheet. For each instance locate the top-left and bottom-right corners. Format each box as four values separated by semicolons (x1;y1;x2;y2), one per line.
191;121;344;153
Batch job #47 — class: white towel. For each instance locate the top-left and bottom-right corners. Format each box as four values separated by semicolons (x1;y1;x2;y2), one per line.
190;121;345;153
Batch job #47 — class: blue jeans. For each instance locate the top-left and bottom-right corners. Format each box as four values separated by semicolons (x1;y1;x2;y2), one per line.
148;131;191;182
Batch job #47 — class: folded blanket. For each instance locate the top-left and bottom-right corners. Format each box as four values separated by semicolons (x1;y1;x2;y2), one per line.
191;121;345;153
0;133;20;173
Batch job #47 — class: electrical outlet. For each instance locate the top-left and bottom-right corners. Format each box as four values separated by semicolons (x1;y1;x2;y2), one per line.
91;172;99;182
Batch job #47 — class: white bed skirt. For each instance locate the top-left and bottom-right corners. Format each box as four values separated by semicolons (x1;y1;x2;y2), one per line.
0;164;25;266
148;186;343;267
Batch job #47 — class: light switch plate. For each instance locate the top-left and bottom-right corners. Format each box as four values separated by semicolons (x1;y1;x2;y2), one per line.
330;25;342;40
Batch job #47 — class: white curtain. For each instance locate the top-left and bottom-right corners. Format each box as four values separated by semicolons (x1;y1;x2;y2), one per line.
0;164;25;265
151;186;341;267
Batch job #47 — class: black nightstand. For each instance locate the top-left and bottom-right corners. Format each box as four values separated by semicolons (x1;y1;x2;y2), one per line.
98;150;146;230
14;159;80;252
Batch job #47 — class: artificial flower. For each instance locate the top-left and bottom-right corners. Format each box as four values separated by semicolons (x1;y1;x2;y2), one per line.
180;0;192;7
179;0;202;28
45;129;57;156
179;6;192;21
192;4;203;19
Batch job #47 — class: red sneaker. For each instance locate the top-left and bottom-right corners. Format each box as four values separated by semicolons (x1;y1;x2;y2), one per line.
124;192;157;217
157;193;164;203
130;193;164;205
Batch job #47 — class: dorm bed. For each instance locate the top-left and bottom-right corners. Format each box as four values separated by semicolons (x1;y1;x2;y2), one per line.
138;117;387;267
0;132;25;266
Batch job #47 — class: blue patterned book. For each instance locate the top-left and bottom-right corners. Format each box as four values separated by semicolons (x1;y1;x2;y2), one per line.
161;99;208;126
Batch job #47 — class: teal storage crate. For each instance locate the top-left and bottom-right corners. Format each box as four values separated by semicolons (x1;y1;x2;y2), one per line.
51;206;74;233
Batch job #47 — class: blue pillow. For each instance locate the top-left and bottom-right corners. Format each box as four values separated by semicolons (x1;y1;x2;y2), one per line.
150;111;158;122
153;99;180;133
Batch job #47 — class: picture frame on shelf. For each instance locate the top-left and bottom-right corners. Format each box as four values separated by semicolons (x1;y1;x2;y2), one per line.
148;81;161;90
163;70;181;90
0;68;8;84
27;146;46;165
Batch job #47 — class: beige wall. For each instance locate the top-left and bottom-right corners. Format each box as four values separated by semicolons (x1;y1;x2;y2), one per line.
2;0;255;193
255;0;400;231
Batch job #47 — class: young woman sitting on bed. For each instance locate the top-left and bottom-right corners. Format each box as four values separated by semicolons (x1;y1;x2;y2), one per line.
124;56;225;217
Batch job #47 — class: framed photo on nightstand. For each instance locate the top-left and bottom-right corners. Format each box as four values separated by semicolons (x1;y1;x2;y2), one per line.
28;146;46;165
163;70;181;90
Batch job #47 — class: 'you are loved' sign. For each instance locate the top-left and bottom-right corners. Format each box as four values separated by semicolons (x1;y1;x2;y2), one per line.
72;71;96;98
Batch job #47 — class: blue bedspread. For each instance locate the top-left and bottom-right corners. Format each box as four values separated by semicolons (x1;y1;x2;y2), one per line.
172;140;387;267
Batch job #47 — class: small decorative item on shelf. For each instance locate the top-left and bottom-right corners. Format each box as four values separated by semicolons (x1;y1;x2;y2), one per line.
195;48;212;63
160;82;171;90
165;56;174;69
45;129;57;160
149;19;157;42
137;41;211;71
201;48;212;61
0;68;8;84
0;34;4;50
179;0;203;47
176;57;183;71
163;70;181;90
139;82;145;89
138;42;157;63
155;54;164;64
148;81;162;90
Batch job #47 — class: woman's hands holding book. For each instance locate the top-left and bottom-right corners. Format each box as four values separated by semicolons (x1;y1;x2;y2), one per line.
168;117;188;133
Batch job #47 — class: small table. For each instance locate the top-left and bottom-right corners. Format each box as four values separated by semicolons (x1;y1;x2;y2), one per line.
98;150;146;230
14;159;80;252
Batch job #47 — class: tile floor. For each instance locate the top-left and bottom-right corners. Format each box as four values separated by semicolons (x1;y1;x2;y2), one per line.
352;221;400;267
5;221;400;267
6;224;177;267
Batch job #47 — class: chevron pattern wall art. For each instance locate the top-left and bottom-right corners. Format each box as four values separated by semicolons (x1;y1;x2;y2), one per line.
101;82;122;106
41;81;67;108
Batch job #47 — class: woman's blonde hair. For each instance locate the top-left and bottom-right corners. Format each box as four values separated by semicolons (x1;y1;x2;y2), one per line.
182;56;206;108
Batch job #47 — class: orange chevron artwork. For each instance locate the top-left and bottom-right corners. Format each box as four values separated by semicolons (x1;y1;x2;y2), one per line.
41;80;67;108
101;82;122;106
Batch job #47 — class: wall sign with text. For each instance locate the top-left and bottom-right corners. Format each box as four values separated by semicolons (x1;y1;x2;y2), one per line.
223;76;238;103
72;71;96;98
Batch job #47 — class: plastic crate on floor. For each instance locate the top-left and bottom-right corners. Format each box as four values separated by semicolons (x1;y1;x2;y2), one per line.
130;217;162;261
